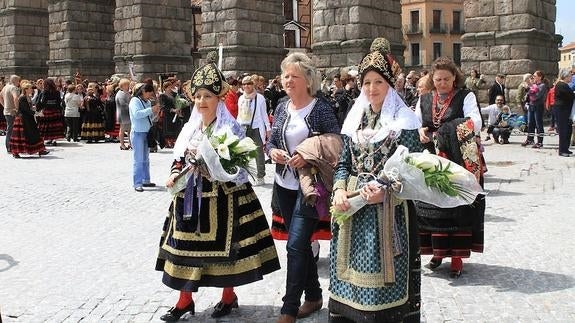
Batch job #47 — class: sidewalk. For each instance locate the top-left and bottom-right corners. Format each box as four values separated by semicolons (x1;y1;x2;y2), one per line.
0;131;574;322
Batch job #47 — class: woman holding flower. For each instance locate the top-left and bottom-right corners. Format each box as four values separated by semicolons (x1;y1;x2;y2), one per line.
267;52;341;323
329;38;424;323
414;56;485;278
156;63;280;321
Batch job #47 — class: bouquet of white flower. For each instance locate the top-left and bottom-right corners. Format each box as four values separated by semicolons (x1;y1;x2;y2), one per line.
332;145;484;225
197;126;258;182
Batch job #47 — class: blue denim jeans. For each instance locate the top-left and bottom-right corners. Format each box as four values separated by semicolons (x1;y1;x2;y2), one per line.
527;104;544;144
5;115;14;152
131;131;150;187
277;185;322;317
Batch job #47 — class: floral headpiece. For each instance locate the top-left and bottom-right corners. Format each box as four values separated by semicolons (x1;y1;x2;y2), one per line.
189;63;229;97
359;37;401;87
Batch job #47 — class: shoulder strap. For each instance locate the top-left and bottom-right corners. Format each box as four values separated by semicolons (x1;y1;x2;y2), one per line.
137;96;152;126
249;95;257;127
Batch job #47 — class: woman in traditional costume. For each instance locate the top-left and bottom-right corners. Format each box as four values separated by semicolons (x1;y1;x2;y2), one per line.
156;62;280;321
80;82;106;143
414;56;485;278
329;38;424;323
9;80;49;158
36;78;65;146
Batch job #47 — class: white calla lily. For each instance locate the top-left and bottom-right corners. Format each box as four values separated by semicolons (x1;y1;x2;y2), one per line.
232;137;258;154
217;143;231;160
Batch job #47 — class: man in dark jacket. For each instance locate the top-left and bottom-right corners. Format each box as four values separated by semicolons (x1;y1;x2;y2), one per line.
488;73;506;105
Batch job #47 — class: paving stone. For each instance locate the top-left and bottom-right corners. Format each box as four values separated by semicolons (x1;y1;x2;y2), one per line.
1;133;574;322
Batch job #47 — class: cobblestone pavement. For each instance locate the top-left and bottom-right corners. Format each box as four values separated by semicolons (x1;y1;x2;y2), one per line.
1;132;574;323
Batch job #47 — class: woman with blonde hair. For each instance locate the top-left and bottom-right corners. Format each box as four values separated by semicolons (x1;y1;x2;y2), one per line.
268;52;341;323
9;80;49;157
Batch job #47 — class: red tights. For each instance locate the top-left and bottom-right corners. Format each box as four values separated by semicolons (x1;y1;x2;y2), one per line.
175;287;236;309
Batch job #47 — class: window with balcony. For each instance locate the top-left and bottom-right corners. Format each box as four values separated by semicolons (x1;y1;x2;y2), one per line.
429;10;446;34
452;11;463;34
408;10;421;34
433;42;442;60
453;43;461;66
411;43;420;66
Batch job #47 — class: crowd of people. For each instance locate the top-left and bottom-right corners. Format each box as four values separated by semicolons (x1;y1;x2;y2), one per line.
3;35;575;323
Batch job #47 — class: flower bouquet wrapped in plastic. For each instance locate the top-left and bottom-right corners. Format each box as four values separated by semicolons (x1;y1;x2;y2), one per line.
196;126;258;182
332;145;484;225
168;126;258;195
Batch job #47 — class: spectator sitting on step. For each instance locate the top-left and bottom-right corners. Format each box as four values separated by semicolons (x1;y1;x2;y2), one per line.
481;95;506;142
492;105;513;144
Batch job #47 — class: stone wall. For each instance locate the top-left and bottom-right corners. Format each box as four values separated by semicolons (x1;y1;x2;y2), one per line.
114;0;194;82
311;0;404;77
200;0;286;79
47;0;115;81
0;1;49;79
461;0;560;109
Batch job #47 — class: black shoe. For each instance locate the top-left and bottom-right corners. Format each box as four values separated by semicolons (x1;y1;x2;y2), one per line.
425;257;443;269
39;150;50;156
160;302;195;322
12;153;20;159
211;296;239;318
559;153;571;157
142;182;156;187
521;140;534;147
450;270;462;278
134;187;144;192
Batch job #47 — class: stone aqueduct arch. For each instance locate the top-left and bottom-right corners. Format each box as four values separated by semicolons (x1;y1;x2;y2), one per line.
0;0;559;100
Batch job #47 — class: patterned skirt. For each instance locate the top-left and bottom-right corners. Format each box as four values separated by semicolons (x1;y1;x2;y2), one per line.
105;122;120;138
417;118;485;258
0;113;6;131
155;180;281;292
37;108;65;140
270;183;331;241
328;202;421;323
9;115;46;155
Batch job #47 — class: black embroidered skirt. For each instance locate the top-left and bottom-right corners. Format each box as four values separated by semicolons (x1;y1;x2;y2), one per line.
155;179;281;292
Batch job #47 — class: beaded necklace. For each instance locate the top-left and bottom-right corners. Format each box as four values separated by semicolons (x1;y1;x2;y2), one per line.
351;108;398;174
432;90;455;128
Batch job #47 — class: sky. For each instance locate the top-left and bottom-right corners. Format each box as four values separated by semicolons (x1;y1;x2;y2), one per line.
556;0;575;45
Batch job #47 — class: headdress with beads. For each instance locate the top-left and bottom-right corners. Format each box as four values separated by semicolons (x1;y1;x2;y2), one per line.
189;63;229;97
359;37;401;87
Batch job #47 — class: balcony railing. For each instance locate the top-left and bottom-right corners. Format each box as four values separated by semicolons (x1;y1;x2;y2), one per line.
450;24;465;34
403;24;423;35
429;23;448;34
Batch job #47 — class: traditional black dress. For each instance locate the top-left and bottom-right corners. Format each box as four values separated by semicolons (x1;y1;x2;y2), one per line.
416;89;485;258
0;104;6;134
104;91;120;139
81;94;106;142
159;92;184;148
155;118;281;292
36;90;65;140
9;96;47;155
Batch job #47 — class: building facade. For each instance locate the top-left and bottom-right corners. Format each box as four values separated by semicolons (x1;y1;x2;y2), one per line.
0;0;561;90
559;42;575;70
401;0;464;70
